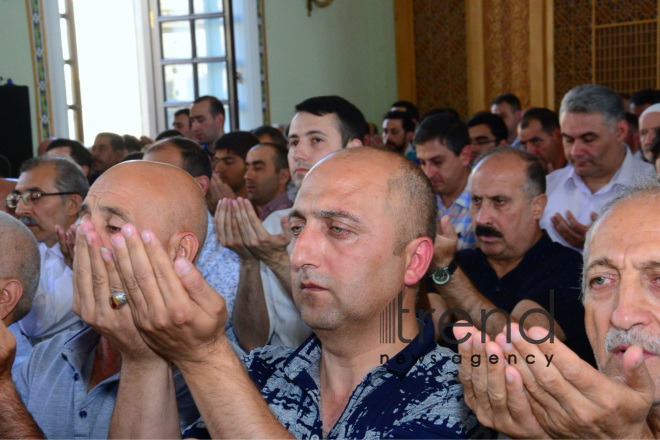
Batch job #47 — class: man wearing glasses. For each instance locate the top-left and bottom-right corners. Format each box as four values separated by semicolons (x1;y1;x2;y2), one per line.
466;111;509;163
8;156;88;343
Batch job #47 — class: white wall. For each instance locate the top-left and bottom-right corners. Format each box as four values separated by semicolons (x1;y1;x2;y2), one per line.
264;0;398;127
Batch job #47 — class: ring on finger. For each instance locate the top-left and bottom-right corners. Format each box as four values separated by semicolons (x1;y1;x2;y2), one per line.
109;292;128;310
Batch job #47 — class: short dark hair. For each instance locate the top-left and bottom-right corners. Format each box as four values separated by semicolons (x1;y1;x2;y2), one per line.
419;108;460;123
214;131;259;162
122;135;142;152
391;100;419;121
174;108;190;118
491;93;521;112
294;96;366;148
519;108;560;135
122;151;144;162
96;132;125;152
383;110;416;134
473;147;546;200
630;88;660;107
251;125;288;148
413;113;470;156
156;130;185;141
146;137;212;179
19;156;89;200
251;142;289;173
47;138;93;170
625;112;639;133
193;95;225;117
467;112;509;144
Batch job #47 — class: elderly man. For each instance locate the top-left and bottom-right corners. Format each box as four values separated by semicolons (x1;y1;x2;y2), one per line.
10;156;88;342
224;95;365;352
99;147;484;438
639;103;660;162
0;161;201;438
453;181;660;438
540;84;655;251
518;107;566;174
0;212;40;379
429;148;593;363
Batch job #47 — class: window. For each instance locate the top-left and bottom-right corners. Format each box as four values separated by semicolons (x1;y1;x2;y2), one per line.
150;0;239;132
57;0;84;141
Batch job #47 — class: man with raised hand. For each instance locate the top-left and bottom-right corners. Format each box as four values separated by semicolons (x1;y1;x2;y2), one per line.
105;147;484;439
451;181;660;438
221;95;365;352
0;161;202;438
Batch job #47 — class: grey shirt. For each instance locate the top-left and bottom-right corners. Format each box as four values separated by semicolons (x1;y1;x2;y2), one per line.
14;326;199;439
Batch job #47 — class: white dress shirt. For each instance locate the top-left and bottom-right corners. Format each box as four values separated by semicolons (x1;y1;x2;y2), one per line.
260;208;312;348
18;242;83;342
540;147;655;251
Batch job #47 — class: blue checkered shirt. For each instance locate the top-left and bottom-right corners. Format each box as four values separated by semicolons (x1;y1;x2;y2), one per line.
437;191;475;250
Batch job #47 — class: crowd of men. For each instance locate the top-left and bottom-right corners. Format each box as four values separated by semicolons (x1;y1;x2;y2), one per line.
1;83;660;438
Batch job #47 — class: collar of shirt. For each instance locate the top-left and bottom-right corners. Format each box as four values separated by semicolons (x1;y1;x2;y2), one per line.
41;241;64;260
437;189;471;213
564;145;635;196
60;326;104;378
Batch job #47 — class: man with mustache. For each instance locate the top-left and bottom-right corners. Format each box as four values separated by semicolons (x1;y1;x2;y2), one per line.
11;156;88;342
428;148;594;363
219;95;365;352
415;112;476;250
452;181;660;438
382;110;415;154
540;84;654;251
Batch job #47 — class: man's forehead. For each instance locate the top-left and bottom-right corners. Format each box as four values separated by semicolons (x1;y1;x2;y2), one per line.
17;164;56;187
190;101;210;116
416;139;450;157
290;112;339;135
471;160;525;191
469;124;494;138
215;149;238;160
640;111;660;127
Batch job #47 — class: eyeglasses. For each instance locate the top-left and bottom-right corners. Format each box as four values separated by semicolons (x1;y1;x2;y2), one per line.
5;190;79;209
471;139;497;147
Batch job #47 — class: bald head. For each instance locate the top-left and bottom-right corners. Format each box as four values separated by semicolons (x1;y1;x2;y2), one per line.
0;211;40;322
89;161;208;254
308;147;437;253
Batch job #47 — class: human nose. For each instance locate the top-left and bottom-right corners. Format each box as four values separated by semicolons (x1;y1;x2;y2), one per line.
610;275;651;330
14;195;30;216
290;223;321;270
291;142;308;163
473;202;494;226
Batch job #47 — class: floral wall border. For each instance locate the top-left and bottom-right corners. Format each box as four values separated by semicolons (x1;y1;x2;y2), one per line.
25;0;52;142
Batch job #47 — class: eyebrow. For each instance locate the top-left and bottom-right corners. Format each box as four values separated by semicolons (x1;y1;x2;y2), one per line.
586;257;617;272
79;203;90;217
289;208;361;224
635;261;660;271
247;160;266;167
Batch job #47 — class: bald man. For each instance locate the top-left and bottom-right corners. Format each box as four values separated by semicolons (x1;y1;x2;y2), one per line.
639;104;660;162
0;212;40;379
99;147;484;438
0;161;202;438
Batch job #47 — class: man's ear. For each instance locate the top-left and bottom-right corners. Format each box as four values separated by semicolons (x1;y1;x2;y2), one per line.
65;194;84;218
278;168;291;188
405;131;414;145
459;144;472;167
194;175;210;196
170;232;200;262
215;113;226;130
531;193;548;220
615;119;628;143
346;138;363;148
403;237;434;286
0;279;23;323
497;139;508;147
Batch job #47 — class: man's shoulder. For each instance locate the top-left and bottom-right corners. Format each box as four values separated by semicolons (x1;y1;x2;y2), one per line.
262;208;292;234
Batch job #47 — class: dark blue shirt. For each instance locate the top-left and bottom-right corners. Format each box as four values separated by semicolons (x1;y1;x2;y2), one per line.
183;318;487;439
455;230;596;365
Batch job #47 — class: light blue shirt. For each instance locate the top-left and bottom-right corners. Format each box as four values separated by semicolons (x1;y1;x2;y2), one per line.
8;323;31;378
14;326;199;439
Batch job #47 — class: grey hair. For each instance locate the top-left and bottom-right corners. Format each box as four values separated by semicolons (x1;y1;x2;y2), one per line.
19;156;89;201
581;178;660;303
470;147;546;202
559;84;624;129
0;212;41;322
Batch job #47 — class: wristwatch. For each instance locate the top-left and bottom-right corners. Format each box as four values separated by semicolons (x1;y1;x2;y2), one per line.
431;260;458;285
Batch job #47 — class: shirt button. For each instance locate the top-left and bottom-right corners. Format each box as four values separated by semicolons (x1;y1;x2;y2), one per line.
79;410;87;419
310;435;320;440
73;373;79;381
